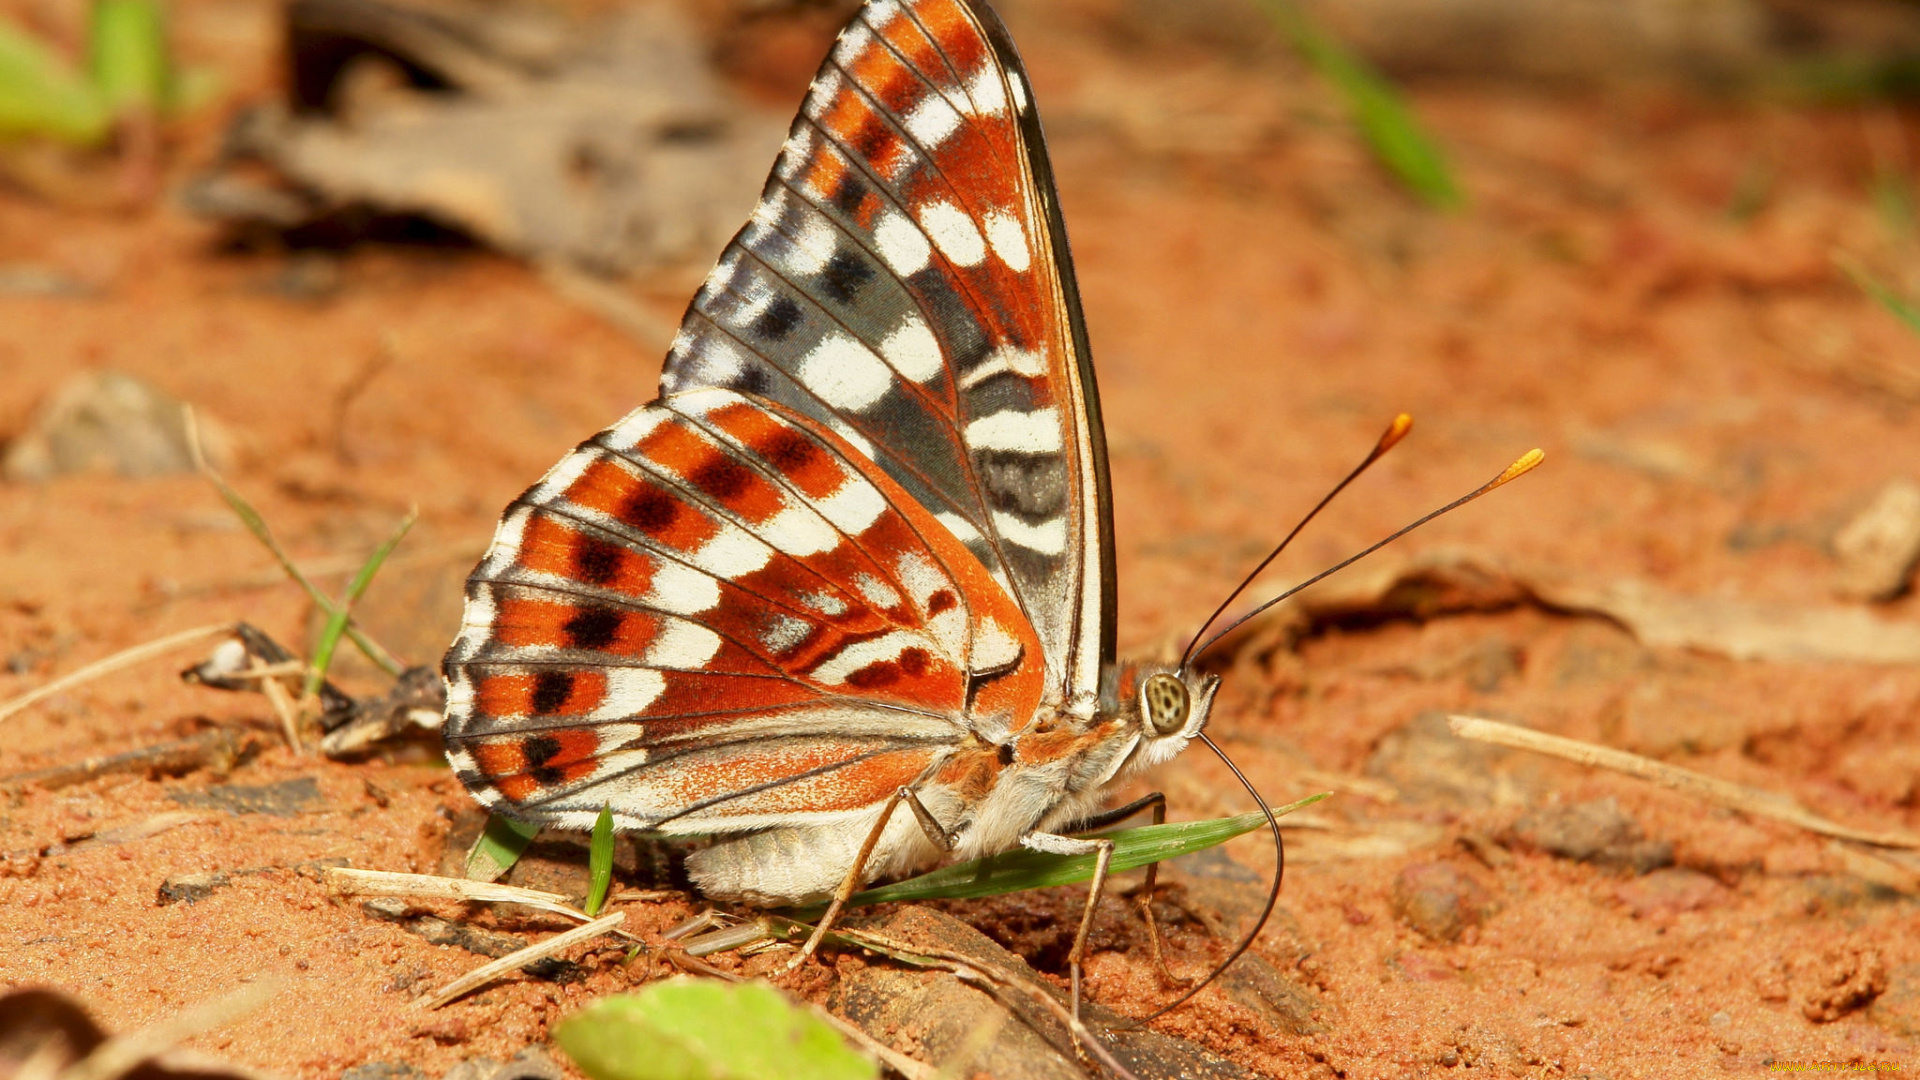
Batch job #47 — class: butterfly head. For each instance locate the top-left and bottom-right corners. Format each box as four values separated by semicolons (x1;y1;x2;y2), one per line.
1133;668;1219;764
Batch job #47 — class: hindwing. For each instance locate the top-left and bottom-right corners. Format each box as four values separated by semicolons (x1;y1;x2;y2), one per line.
444;388;1045;832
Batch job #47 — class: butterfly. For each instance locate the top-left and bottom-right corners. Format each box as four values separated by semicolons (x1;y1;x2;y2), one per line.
442;0;1267;1006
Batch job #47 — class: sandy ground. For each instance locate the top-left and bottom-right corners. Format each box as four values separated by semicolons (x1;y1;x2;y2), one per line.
3;1;1919;1077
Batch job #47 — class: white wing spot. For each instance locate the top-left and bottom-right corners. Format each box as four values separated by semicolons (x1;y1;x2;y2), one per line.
817;477;887;534
533;449;599;504
690;527;774;578
960;344;1048;389
592;672;665;719
874;209;932;276
992;511;1067;555
607;407;669;450
853;573;903;610
918;201;987;267
760;504;840;557
798;332;895;412
934;511;987;548
647;621;723;670
1007;70;1030;112
480;507;532;576
894;551;947;608
647;559;721;615
811;630;930;685
973;616;1022;672
799;589;849;617
760;613;813;655
982;210;1032;272
965;408;1063;454
878;313;943;383
966;64;1007;116
832;24;873;67
904;92;963;151
781;213;839;278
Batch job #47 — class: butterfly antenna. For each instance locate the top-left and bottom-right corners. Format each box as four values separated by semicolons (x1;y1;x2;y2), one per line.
1130;732;1282;1024
1187;449;1546;664
1178;414;1413;673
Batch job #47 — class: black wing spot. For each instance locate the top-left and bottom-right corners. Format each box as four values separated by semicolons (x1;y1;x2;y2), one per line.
752;295;803;341
573;534;624;586
622;488;679;535
522;733;567;785
564;607;622;650
762;428;819;473
818;249;874;305
530;674;574;715
832;172;867;215
692;454;754;501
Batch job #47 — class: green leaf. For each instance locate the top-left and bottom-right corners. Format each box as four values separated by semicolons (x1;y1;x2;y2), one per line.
586;804;615;917
87;0;170;114
0;20;110;144
555;979;876;1080
838;794;1329;908
305;508;415;697
1253;0;1462;210
465;813;541;883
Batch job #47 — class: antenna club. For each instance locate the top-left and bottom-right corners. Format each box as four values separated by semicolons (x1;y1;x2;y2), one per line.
1378;413;1413;452
1495;449;1545;486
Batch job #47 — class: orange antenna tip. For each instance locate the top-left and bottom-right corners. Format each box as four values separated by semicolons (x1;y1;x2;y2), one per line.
1378;413;1413;452
1493;449;1545;487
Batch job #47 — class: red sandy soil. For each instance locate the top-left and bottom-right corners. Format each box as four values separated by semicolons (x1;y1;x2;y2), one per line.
3;2;1919;1078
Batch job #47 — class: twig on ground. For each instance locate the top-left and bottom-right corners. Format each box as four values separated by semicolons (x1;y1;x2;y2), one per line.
0;623;234;725
40;979;283;1080
1448;715;1920;850
325;867;582;921
426;911;626;1008
0;731;249;792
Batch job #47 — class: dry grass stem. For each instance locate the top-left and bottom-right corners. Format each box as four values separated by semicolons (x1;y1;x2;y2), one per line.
1449;715;1920;850
425;911;625;1008
607;889;686;903
254;663;304;754
325;867;583;920
0;623;234;725
1827;842;1920;893
48;979;283;1080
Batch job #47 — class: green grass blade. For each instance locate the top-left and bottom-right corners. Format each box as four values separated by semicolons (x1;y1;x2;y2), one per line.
193;442;403;677
586;804;615;917
0;19;110;143
556;979;876;1080
87;0;170;115
465;813;541;882
1253;0;1462;210
304;508;416;697
1839;255;1920;339
837;793;1329;909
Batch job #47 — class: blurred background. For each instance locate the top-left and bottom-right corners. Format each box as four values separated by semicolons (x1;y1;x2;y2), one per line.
5;0;1920;1073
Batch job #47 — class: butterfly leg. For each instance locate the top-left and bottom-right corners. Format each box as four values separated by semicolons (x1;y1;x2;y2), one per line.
786;785;956;973
1021;830;1116;1018
1061;793;1188;988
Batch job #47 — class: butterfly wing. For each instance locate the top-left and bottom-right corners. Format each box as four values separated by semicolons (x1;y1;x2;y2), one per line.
444;387;1045;834
659;0;1115;709
445;0;1113;866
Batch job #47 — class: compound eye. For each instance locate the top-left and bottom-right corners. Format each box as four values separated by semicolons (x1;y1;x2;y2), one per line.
1142;673;1190;736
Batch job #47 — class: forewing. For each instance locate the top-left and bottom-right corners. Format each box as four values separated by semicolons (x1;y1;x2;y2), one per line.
659;0;1114;707
444;388;1044;834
